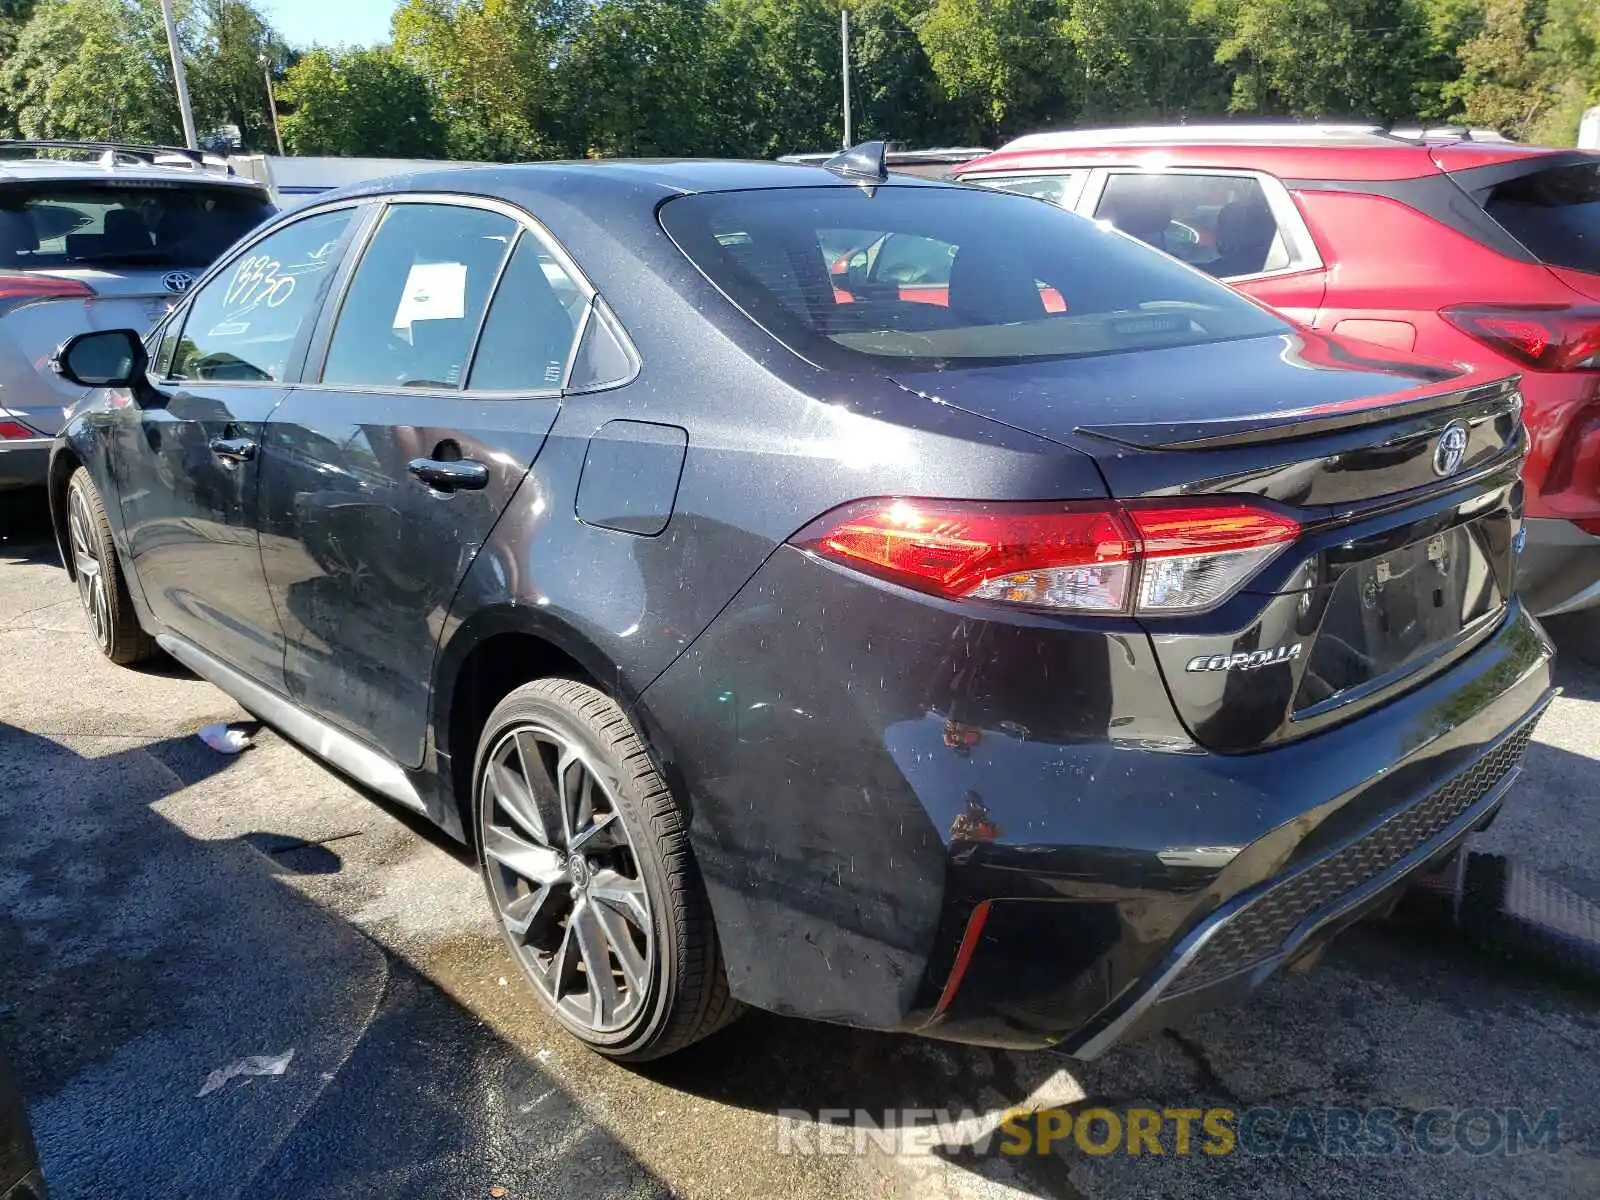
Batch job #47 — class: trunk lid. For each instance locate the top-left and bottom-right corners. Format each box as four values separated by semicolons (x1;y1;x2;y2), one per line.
891;334;1526;753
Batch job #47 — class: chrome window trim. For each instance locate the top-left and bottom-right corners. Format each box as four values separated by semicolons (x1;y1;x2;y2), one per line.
295;190;635;399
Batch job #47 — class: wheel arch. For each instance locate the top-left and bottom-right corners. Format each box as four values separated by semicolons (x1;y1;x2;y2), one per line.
47;444;82;578
431;606;688;844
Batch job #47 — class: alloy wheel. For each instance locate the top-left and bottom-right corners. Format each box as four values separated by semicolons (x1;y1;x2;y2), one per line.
67;486;110;650
481;723;654;1034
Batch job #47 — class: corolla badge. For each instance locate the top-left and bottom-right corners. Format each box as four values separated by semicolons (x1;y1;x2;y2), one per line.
161;270;196;294
1432;421;1470;478
1186;643;1303;673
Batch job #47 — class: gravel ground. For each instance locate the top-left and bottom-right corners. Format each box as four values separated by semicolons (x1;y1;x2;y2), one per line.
1;492;1597;1199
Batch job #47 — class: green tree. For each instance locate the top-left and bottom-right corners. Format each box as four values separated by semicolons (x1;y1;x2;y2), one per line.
1064;0;1229;121
1443;0;1600;143
188;0;290;150
557;0;713;156
848;0;949;147
700;0;843;156
1195;0;1442;122
1442;0;1550;134
393;0;578;160
1;0;188;142
914;0;1074;141
278;46;446;156
0;0;42;132
1531;0;1600;142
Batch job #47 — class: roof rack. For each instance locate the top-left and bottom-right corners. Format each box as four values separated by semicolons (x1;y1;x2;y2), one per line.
997;123;1520;154
1386;126;1516;144
999;124;1397;152
0;140;235;174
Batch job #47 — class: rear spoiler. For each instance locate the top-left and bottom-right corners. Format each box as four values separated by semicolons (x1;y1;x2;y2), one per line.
1074;376;1522;450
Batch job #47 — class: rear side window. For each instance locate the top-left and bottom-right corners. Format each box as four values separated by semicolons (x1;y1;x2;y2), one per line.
1482;161;1600;275
466;235;583;390
0;183;273;270
1095;173;1290;278
660;186;1285;371
322;203;516;389
170;207;353;383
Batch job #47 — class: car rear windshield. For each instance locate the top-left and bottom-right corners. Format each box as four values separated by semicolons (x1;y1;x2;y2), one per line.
1482;161;1600;274
0;182;274;271
659;185;1287;370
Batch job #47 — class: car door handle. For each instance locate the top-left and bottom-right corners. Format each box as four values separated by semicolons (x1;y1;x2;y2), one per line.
407;457;490;492
208;436;257;464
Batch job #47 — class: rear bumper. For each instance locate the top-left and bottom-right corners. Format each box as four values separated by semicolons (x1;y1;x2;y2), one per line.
1061;709;1536;1057
1518;516;1600;615
914;605;1553;1054
643;544;1556;1049
0;437;51;492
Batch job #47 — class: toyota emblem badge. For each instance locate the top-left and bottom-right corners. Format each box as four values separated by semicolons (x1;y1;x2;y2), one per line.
161;271;196;295
1432;421;1470;478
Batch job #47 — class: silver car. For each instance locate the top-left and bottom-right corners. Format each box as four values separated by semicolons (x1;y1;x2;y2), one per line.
0;140;275;491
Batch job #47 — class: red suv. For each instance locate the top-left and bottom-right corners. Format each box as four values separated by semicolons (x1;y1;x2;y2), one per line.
954;125;1600;616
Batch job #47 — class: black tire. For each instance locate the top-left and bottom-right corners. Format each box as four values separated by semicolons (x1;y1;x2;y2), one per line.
472;678;742;1061
64;467;156;666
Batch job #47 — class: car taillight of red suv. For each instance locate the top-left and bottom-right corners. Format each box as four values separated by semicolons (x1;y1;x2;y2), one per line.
953;127;1600;617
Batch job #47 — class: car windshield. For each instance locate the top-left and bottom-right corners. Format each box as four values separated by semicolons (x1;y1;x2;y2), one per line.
1481;160;1600;275
660;185;1287;371
0;182;274;271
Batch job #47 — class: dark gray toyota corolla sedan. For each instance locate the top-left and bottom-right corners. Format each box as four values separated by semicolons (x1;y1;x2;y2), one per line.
46;146;1553;1062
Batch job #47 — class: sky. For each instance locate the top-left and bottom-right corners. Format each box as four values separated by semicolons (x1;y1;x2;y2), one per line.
259;0;399;49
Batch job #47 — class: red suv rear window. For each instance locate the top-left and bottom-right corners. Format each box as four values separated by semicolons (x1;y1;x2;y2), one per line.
1482;161;1600;275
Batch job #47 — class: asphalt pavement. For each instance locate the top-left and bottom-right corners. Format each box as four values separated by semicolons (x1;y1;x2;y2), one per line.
2;491;1598;1199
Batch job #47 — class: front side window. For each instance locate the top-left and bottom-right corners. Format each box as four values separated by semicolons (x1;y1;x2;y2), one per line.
169;207;353;383
661;186;1286;371
0;183;274;270
322;203;517;389
1095;173;1290;278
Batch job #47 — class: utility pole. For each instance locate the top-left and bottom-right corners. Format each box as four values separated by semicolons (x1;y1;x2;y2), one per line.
159;0;199;150
261;54;285;156
840;6;852;149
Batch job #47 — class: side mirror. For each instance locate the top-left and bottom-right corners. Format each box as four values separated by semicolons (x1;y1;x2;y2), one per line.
51;329;148;389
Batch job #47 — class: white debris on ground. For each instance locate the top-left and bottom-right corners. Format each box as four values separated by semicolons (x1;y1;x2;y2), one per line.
196;1048;295;1097
198;723;253;754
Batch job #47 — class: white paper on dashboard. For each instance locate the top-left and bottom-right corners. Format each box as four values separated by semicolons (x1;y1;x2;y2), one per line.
393;261;467;331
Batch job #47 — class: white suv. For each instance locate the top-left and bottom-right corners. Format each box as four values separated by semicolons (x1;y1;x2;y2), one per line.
0;140;274;491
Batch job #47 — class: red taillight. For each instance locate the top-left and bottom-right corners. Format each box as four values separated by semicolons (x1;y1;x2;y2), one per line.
1442;305;1600;372
0;273;95;306
793;497;1299;615
1126;502;1300;612
0;421;39;439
